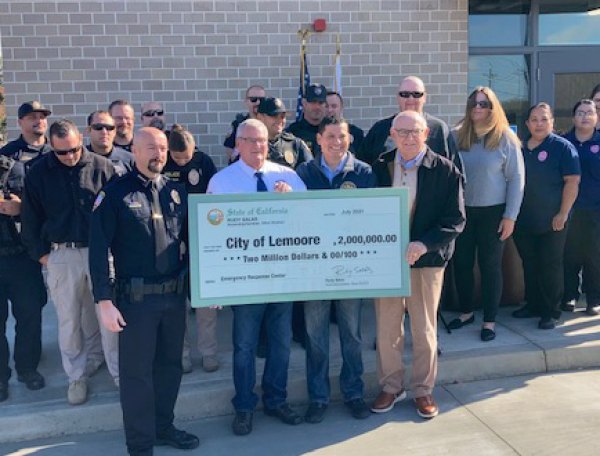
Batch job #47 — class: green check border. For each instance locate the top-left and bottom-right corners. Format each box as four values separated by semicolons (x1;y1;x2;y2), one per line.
188;188;410;307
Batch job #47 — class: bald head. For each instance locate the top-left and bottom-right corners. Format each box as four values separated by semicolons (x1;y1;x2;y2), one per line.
397;76;427;113
132;127;168;178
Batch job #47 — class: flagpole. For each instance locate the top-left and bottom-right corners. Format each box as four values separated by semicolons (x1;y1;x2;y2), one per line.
297;28;311;96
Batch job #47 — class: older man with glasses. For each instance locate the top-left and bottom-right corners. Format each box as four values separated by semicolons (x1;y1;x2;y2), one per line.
358;76;455;165
21;119;116;405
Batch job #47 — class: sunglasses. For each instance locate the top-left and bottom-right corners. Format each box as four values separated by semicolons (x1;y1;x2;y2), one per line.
54;145;82;156
398;91;425;99
142;110;164;117
247;97;265;103
91;123;116;131
470;100;492;109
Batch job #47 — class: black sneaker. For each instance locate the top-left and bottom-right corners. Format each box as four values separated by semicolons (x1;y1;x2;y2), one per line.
345;398;371;419
156;426;199;449
538;317;556;330
17;371;45;390
232;411;253;436
512;305;540;319
264;404;303;425
305;403;327;424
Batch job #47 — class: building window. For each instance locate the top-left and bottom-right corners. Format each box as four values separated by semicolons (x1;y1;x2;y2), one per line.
468;0;530;47
539;1;600;45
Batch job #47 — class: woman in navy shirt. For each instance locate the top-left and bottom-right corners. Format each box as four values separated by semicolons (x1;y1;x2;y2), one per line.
561;99;600;315
512;103;580;329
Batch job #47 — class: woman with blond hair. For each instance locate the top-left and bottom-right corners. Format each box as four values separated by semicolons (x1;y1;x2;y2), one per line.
447;87;525;341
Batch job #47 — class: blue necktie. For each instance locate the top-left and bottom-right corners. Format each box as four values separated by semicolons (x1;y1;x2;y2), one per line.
255;172;268;192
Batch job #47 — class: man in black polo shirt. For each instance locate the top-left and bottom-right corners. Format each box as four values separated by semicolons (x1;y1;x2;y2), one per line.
21;119;116;405
0;101;52;401
287;83;328;156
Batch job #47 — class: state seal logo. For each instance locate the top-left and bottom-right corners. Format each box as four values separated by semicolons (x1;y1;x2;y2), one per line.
340;181;357;189
538;150;548;162
207;208;224;226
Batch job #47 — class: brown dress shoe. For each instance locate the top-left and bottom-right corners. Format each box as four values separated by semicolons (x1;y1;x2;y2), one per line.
415;395;439;419
370;389;406;413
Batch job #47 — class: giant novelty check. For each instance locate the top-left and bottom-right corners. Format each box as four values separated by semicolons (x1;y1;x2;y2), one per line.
188;188;410;307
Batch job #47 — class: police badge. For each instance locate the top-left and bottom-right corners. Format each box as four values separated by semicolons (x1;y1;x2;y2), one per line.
188;168;200;186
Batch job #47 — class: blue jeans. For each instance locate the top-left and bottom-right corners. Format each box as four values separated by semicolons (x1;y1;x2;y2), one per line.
231;302;292;412
304;299;364;404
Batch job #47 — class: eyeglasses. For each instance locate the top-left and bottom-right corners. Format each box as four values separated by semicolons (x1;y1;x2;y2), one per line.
54;145;82;156
470;100;492;109
575;111;596;118
398;91;425;99
142;110;164;117
393;128;425;138
238;137;268;145
247;97;265;103
91;123;116;131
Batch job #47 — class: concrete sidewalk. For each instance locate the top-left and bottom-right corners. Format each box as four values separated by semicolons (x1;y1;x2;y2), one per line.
2;298;600;443
3;369;600;455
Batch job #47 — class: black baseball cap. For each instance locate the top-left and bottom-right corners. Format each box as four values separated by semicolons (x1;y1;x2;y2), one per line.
18;101;52;119
305;84;327;103
257;97;287;116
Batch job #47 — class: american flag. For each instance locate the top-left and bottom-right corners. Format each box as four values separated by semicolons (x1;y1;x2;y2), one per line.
295;49;310;122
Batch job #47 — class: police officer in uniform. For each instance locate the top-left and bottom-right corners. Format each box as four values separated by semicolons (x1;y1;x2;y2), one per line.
0;101;51;401
90;128;199;455
163;124;219;373
256;97;313;170
109;100;136;153
287;83;328;156
85;110;134;176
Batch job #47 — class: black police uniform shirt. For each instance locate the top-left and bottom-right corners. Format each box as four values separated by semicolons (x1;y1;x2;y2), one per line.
162;149;217;194
517;133;581;234
296;153;377;190
358;112;455;165
223;112;250;149
89;169;187;302
20;148;116;261
287;117;321;156
268;132;313;170
85;144;134;176
0;136;53;255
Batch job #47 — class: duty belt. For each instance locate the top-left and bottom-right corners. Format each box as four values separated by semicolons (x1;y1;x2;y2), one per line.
119;278;179;296
51;242;88;250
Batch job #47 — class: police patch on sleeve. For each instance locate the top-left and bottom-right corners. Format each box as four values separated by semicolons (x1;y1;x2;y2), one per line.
171;189;181;205
92;191;105;211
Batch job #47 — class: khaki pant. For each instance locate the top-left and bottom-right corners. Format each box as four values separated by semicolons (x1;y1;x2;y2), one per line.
46;247;118;381
374;267;444;398
182;300;217;360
